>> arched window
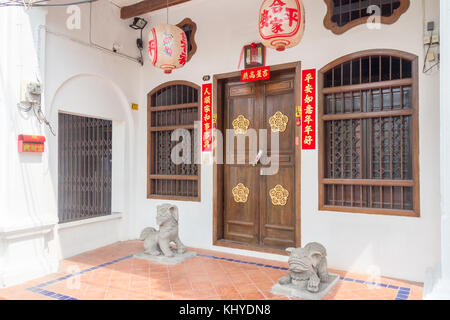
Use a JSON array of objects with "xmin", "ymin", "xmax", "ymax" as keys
[
  {"xmin": 318, "ymin": 49, "xmax": 419, "ymax": 216},
  {"xmin": 323, "ymin": 0, "xmax": 410, "ymax": 35},
  {"xmin": 147, "ymin": 81, "xmax": 201, "ymax": 201}
]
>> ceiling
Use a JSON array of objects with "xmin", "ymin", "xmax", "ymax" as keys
[
  {"xmin": 110, "ymin": 0, "xmax": 141, "ymax": 7},
  {"xmin": 109, "ymin": 0, "xmax": 193, "ymax": 19}
]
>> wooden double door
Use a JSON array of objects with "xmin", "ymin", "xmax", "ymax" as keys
[{"xmin": 222, "ymin": 68, "xmax": 299, "ymax": 251}]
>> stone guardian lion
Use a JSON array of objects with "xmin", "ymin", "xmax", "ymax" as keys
[
  {"xmin": 278, "ymin": 242, "xmax": 329, "ymax": 293},
  {"xmin": 139, "ymin": 204, "xmax": 186, "ymax": 257}
]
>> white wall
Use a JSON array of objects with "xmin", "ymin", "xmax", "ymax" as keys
[
  {"xmin": 44, "ymin": 0, "xmax": 142, "ymax": 264},
  {"xmin": 440, "ymin": 0, "xmax": 450, "ymax": 286},
  {"xmin": 132, "ymin": 0, "xmax": 441, "ymax": 282},
  {"xmin": 424, "ymin": 0, "xmax": 450, "ymax": 300},
  {"xmin": 0, "ymin": 1, "xmax": 141, "ymax": 287},
  {"xmin": 0, "ymin": 7, "xmax": 60, "ymax": 287},
  {"xmin": 48, "ymin": 73, "xmax": 133, "ymax": 259}
]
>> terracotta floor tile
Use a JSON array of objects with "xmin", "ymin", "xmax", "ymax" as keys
[
  {"xmin": 230, "ymin": 275, "xmax": 252, "ymax": 286},
  {"xmin": 200, "ymin": 296, "xmax": 221, "ymax": 300},
  {"xmin": 150, "ymin": 272, "xmax": 170, "ymax": 280},
  {"xmin": 151, "ymin": 291, "xmax": 174, "ymax": 300},
  {"xmin": 254, "ymin": 281, "xmax": 275, "ymax": 291},
  {"xmin": 194, "ymin": 287, "xmax": 219, "ymax": 299},
  {"xmin": 171, "ymin": 283, "xmax": 192, "ymax": 292},
  {"xmin": 191, "ymin": 281, "xmax": 214, "ymax": 290},
  {"xmin": 83, "ymin": 288, "xmax": 107, "ymax": 300},
  {"xmin": 104, "ymin": 288, "xmax": 130, "ymax": 300},
  {"xmin": 150, "ymin": 282, "xmax": 171, "ymax": 291},
  {"xmin": 170, "ymin": 276, "xmax": 190, "ymax": 285},
  {"xmin": 241, "ymin": 292, "xmax": 266, "ymax": 300},
  {"xmin": 262, "ymin": 291, "xmax": 288, "ymax": 300},
  {"xmin": 220, "ymin": 294, "xmax": 243, "ymax": 300},
  {"xmin": 172, "ymin": 289, "xmax": 196, "ymax": 300},
  {"xmin": 235, "ymin": 284, "xmax": 260, "ymax": 295},
  {"xmin": 0, "ymin": 241, "xmax": 423, "ymax": 301},
  {"xmin": 129, "ymin": 281, "xmax": 151, "ymax": 292},
  {"xmin": 210, "ymin": 279, "xmax": 232, "ymax": 287},
  {"xmin": 215, "ymin": 285, "xmax": 239, "ymax": 296},
  {"xmin": 127, "ymin": 292, "xmax": 152, "ymax": 300},
  {"xmin": 108, "ymin": 279, "xmax": 130, "ymax": 290}
]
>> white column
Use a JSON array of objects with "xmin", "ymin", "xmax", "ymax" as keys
[
  {"xmin": 0, "ymin": 7, "xmax": 58, "ymax": 288},
  {"xmin": 440, "ymin": 0, "xmax": 450, "ymax": 282},
  {"xmin": 426, "ymin": 0, "xmax": 450, "ymax": 299}
]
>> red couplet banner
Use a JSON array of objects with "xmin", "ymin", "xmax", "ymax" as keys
[
  {"xmin": 301, "ymin": 69, "xmax": 316, "ymax": 150},
  {"xmin": 202, "ymin": 83, "xmax": 213, "ymax": 152}
]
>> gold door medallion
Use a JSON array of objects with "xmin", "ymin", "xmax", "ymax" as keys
[
  {"xmin": 232, "ymin": 115, "xmax": 250, "ymax": 134},
  {"xmin": 269, "ymin": 111, "xmax": 289, "ymax": 133},
  {"xmin": 269, "ymin": 184, "xmax": 289, "ymax": 206},
  {"xmin": 232, "ymin": 183, "xmax": 250, "ymax": 203}
]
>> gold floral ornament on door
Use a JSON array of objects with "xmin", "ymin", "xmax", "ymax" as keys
[
  {"xmin": 232, "ymin": 183, "xmax": 250, "ymax": 203},
  {"xmin": 269, "ymin": 111, "xmax": 289, "ymax": 133},
  {"xmin": 232, "ymin": 115, "xmax": 250, "ymax": 134},
  {"xmin": 269, "ymin": 184, "xmax": 289, "ymax": 206}
]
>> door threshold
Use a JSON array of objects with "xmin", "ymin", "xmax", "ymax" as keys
[{"xmin": 214, "ymin": 239, "xmax": 289, "ymax": 256}]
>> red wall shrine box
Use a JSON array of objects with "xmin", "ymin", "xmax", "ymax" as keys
[
  {"xmin": 244, "ymin": 43, "xmax": 266, "ymax": 69},
  {"xmin": 18, "ymin": 135, "xmax": 46, "ymax": 153}
]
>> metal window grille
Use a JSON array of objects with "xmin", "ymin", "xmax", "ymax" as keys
[
  {"xmin": 321, "ymin": 54, "xmax": 417, "ymax": 213},
  {"xmin": 58, "ymin": 113, "xmax": 112, "ymax": 223},
  {"xmin": 148, "ymin": 83, "xmax": 200, "ymax": 200},
  {"xmin": 331, "ymin": 0, "xmax": 402, "ymax": 27}
]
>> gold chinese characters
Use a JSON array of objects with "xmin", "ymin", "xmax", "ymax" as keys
[{"xmin": 302, "ymin": 70, "xmax": 316, "ymax": 148}]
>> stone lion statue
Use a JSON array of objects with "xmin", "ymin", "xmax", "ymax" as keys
[
  {"xmin": 278, "ymin": 242, "xmax": 329, "ymax": 293},
  {"xmin": 139, "ymin": 204, "xmax": 186, "ymax": 257}
]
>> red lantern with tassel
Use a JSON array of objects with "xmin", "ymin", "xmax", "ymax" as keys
[
  {"xmin": 148, "ymin": 24, "xmax": 187, "ymax": 74},
  {"xmin": 259, "ymin": 0, "xmax": 306, "ymax": 51}
]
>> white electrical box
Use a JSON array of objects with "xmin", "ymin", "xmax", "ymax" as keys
[
  {"xmin": 432, "ymin": 34, "xmax": 440, "ymax": 44},
  {"xmin": 20, "ymin": 81, "xmax": 41, "ymax": 105}
]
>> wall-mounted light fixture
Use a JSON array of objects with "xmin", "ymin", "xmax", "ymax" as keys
[
  {"xmin": 129, "ymin": 17, "xmax": 148, "ymax": 66},
  {"xmin": 130, "ymin": 17, "xmax": 148, "ymax": 30}
]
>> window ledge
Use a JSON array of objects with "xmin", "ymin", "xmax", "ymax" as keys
[
  {"xmin": 58, "ymin": 213, "xmax": 123, "ymax": 231},
  {"xmin": 0, "ymin": 219, "xmax": 58, "ymax": 240},
  {"xmin": 319, "ymin": 205, "xmax": 419, "ymax": 218}
]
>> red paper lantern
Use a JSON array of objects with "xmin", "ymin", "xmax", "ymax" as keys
[
  {"xmin": 259, "ymin": 0, "xmax": 306, "ymax": 51},
  {"xmin": 148, "ymin": 24, "xmax": 188, "ymax": 74}
]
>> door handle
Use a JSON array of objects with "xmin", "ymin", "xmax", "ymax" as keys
[{"xmin": 251, "ymin": 150, "xmax": 263, "ymax": 167}]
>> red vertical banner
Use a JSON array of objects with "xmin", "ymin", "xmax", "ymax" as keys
[
  {"xmin": 301, "ymin": 69, "xmax": 316, "ymax": 150},
  {"xmin": 202, "ymin": 83, "xmax": 213, "ymax": 152}
]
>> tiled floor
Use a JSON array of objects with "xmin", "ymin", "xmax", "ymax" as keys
[{"xmin": 0, "ymin": 241, "xmax": 423, "ymax": 300}]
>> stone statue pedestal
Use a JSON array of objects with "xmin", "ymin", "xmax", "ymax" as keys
[
  {"xmin": 134, "ymin": 251, "xmax": 197, "ymax": 265},
  {"xmin": 271, "ymin": 273, "xmax": 340, "ymax": 300}
]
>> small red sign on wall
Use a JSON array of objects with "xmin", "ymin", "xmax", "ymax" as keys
[
  {"xmin": 202, "ymin": 83, "xmax": 213, "ymax": 152},
  {"xmin": 301, "ymin": 69, "xmax": 316, "ymax": 150},
  {"xmin": 241, "ymin": 66, "xmax": 270, "ymax": 82},
  {"xmin": 18, "ymin": 135, "xmax": 45, "ymax": 153}
]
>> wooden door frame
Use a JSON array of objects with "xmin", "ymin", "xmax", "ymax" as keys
[{"xmin": 212, "ymin": 61, "xmax": 302, "ymax": 256}]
